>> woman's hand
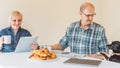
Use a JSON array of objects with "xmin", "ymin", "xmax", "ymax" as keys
[
  {"xmin": 0, "ymin": 37, "xmax": 4, "ymax": 49},
  {"xmin": 0, "ymin": 37, "xmax": 4, "ymax": 45},
  {"xmin": 31, "ymin": 42, "xmax": 39, "ymax": 50}
]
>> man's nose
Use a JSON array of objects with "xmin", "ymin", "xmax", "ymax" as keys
[{"xmin": 88, "ymin": 16, "xmax": 93, "ymax": 20}]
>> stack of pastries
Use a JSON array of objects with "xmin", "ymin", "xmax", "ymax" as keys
[{"xmin": 29, "ymin": 48, "xmax": 57, "ymax": 60}]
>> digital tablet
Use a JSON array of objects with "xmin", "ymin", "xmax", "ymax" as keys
[
  {"xmin": 64, "ymin": 58, "xmax": 102, "ymax": 66},
  {"xmin": 14, "ymin": 36, "xmax": 38, "ymax": 53}
]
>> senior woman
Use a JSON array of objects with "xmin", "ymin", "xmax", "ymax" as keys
[{"xmin": 0, "ymin": 10, "xmax": 37, "ymax": 52}]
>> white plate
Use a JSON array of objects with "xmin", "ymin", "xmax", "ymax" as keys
[{"xmin": 28, "ymin": 57, "xmax": 59, "ymax": 62}]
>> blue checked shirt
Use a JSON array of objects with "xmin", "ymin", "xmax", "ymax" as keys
[
  {"xmin": 60, "ymin": 21, "xmax": 108, "ymax": 54},
  {"xmin": 0, "ymin": 27, "xmax": 31, "ymax": 52}
]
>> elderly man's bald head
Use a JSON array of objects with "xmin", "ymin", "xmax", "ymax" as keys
[{"xmin": 80, "ymin": 2, "xmax": 95, "ymax": 12}]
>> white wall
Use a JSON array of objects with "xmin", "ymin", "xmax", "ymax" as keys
[
  {"xmin": 0, "ymin": 0, "xmax": 119, "ymax": 45},
  {"xmin": 102, "ymin": 0, "xmax": 120, "ymax": 43}
]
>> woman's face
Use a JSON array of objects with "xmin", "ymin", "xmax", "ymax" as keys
[{"xmin": 10, "ymin": 15, "xmax": 22, "ymax": 30}]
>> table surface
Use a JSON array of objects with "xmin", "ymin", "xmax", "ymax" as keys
[{"xmin": 0, "ymin": 52, "xmax": 120, "ymax": 68}]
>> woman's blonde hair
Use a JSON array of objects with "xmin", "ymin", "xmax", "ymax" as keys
[{"xmin": 9, "ymin": 10, "xmax": 23, "ymax": 22}]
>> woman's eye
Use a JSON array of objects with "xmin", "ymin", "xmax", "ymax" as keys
[
  {"xmin": 12, "ymin": 19, "xmax": 22, "ymax": 22},
  {"xmin": 13, "ymin": 20, "xmax": 16, "ymax": 22}
]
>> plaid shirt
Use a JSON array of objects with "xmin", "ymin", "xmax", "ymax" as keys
[{"xmin": 60, "ymin": 21, "xmax": 108, "ymax": 54}]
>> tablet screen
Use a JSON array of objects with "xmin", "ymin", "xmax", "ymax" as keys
[
  {"xmin": 14, "ymin": 36, "xmax": 38, "ymax": 53},
  {"xmin": 64, "ymin": 58, "xmax": 102, "ymax": 66}
]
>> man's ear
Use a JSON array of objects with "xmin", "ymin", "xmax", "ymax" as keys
[{"xmin": 80, "ymin": 11, "xmax": 82, "ymax": 15}]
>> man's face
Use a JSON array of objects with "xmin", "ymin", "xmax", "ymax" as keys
[
  {"xmin": 10, "ymin": 15, "xmax": 22, "ymax": 30},
  {"xmin": 80, "ymin": 7, "xmax": 95, "ymax": 26}
]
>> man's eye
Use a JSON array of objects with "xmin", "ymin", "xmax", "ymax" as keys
[
  {"xmin": 18, "ymin": 19, "xmax": 22, "ymax": 22},
  {"xmin": 13, "ymin": 20, "xmax": 16, "ymax": 22},
  {"xmin": 86, "ymin": 15, "xmax": 94, "ymax": 17}
]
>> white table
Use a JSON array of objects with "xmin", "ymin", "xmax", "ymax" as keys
[{"xmin": 0, "ymin": 52, "xmax": 120, "ymax": 68}]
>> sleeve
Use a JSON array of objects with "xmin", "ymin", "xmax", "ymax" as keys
[
  {"xmin": 24, "ymin": 29, "xmax": 32, "ymax": 36},
  {"xmin": 98, "ymin": 28, "xmax": 108, "ymax": 52},
  {"xmin": 0, "ymin": 30, "xmax": 2, "ymax": 37},
  {"xmin": 59, "ymin": 26, "xmax": 70, "ymax": 50},
  {"xmin": 26, "ymin": 31, "xmax": 32, "ymax": 36}
]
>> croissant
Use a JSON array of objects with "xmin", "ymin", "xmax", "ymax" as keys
[{"xmin": 29, "ymin": 48, "xmax": 57, "ymax": 60}]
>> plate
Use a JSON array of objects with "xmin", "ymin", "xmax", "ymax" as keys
[{"xmin": 28, "ymin": 57, "xmax": 59, "ymax": 62}]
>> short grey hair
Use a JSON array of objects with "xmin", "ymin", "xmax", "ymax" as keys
[{"xmin": 80, "ymin": 2, "xmax": 95, "ymax": 12}]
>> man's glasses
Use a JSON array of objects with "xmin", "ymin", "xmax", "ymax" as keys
[{"xmin": 82, "ymin": 11, "xmax": 96, "ymax": 18}]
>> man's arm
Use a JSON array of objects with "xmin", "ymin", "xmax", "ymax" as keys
[
  {"xmin": 51, "ymin": 43, "xmax": 62, "ymax": 50},
  {"xmin": 31, "ymin": 43, "xmax": 63, "ymax": 50},
  {"xmin": 86, "ymin": 52, "xmax": 109, "ymax": 60},
  {"xmin": 88, "ymin": 27, "xmax": 109, "ymax": 60}
]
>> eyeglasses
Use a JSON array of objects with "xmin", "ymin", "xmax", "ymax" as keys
[{"xmin": 82, "ymin": 11, "xmax": 96, "ymax": 18}]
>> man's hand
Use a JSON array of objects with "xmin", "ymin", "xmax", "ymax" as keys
[{"xmin": 86, "ymin": 54, "xmax": 105, "ymax": 60}]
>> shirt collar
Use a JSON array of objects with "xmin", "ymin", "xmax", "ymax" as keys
[
  {"xmin": 8, "ymin": 26, "xmax": 22, "ymax": 31},
  {"xmin": 88, "ymin": 23, "xmax": 94, "ymax": 30},
  {"xmin": 79, "ymin": 21, "xmax": 94, "ymax": 30}
]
